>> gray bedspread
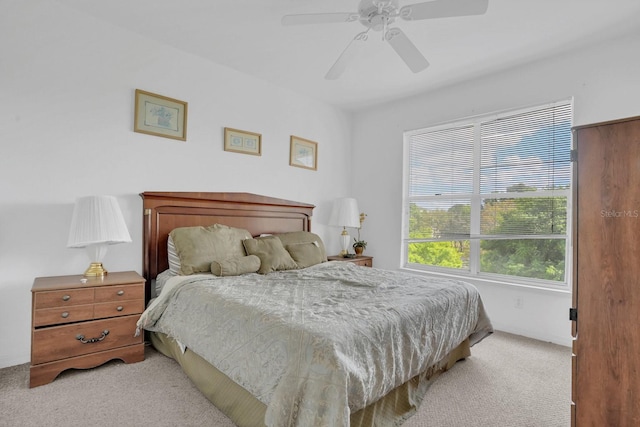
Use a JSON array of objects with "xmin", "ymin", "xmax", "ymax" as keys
[{"xmin": 137, "ymin": 261, "xmax": 492, "ymax": 427}]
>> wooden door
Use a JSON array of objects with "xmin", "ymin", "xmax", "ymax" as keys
[{"xmin": 573, "ymin": 116, "xmax": 640, "ymax": 426}]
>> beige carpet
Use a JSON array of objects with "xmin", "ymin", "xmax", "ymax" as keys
[{"xmin": 0, "ymin": 331, "xmax": 570, "ymax": 427}]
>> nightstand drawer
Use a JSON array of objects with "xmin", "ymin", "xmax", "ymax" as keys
[
  {"xmin": 327, "ymin": 255, "xmax": 373, "ymax": 268},
  {"xmin": 94, "ymin": 300, "xmax": 144, "ymax": 319},
  {"xmin": 34, "ymin": 288, "xmax": 94, "ymax": 309},
  {"xmin": 33, "ymin": 304, "xmax": 94, "ymax": 328},
  {"xmin": 355, "ymin": 258, "xmax": 373, "ymax": 267},
  {"xmin": 31, "ymin": 315, "xmax": 141, "ymax": 365},
  {"xmin": 95, "ymin": 284, "xmax": 144, "ymax": 303}
]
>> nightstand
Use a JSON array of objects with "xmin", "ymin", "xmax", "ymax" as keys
[
  {"xmin": 30, "ymin": 271, "xmax": 145, "ymax": 388},
  {"xmin": 327, "ymin": 255, "xmax": 373, "ymax": 267}
]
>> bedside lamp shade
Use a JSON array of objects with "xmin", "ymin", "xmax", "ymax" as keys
[
  {"xmin": 329, "ymin": 197, "xmax": 360, "ymax": 256},
  {"xmin": 67, "ymin": 195, "xmax": 132, "ymax": 277}
]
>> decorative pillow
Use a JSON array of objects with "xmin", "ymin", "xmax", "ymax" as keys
[
  {"xmin": 243, "ymin": 236, "xmax": 298, "ymax": 274},
  {"xmin": 276, "ymin": 231, "xmax": 328, "ymax": 262},
  {"xmin": 169, "ymin": 224, "xmax": 252, "ymax": 275},
  {"xmin": 285, "ymin": 242, "xmax": 325, "ymax": 269},
  {"xmin": 211, "ymin": 255, "xmax": 261, "ymax": 277}
]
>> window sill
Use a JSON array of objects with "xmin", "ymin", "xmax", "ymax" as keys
[{"xmin": 401, "ymin": 266, "xmax": 572, "ymax": 295}]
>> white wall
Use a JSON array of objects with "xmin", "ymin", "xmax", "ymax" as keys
[
  {"xmin": 0, "ymin": 2, "xmax": 354, "ymax": 368},
  {"xmin": 352, "ymin": 30, "xmax": 640, "ymax": 346},
  {"xmin": 4, "ymin": 2, "xmax": 638, "ymax": 369}
]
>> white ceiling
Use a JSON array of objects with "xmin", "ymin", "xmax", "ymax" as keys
[{"xmin": 58, "ymin": 0, "xmax": 640, "ymax": 111}]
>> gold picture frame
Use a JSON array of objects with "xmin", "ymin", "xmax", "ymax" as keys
[
  {"xmin": 134, "ymin": 89, "xmax": 188, "ymax": 141},
  {"xmin": 289, "ymin": 136, "xmax": 318, "ymax": 171},
  {"xmin": 224, "ymin": 127, "xmax": 262, "ymax": 156}
]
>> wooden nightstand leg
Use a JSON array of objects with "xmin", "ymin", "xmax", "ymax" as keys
[{"xmin": 30, "ymin": 344, "xmax": 145, "ymax": 388}]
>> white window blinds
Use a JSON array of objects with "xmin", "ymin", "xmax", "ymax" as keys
[
  {"xmin": 408, "ymin": 125, "xmax": 474, "ymax": 197},
  {"xmin": 404, "ymin": 99, "xmax": 573, "ymax": 285},
  {"xmin": 480, "ymin": 105, "xmax": 572, "ymax": 194}
]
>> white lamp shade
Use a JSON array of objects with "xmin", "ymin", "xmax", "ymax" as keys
[
  {"xmin": 329, "ymin": 198, "xmax": 360, "ymax": 228},
  {"xmin": 67, "ymin": 196, "xmax": 132, "ymax": 248}
]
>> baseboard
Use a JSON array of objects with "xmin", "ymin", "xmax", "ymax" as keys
[
  {"xmin": 496, "ymin": 326, "xmax": 571, "ymax": 347},
  {"xmin": 0, "ymin": 353, "xmax": 30, "ymax": 370}
]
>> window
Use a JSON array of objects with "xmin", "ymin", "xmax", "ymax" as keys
[{"xmin": 403, "ymin": 100, "xmax": 573, "ymax": 287}]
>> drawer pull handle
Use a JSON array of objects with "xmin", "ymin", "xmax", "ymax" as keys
[
  {"xmin": 116, "ymin": 306, "xmax": 123, "ymax": 312},
  {"xmin": 61, "ymin": 312, "xmax": 69, "ymax": 318},
  {"xmin": 62, "ymin": 295, "xmax": 71, "ymax": 301},
  {"xmin": 117, "ymin": 290, "xmax": 125, "ymax": 296},
  {"xmin": 76, "ymin": 330, "xmax": 109, "ymax": 344}
]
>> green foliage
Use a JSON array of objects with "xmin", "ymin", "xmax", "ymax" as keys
[
  {"xmin": 408, "ymin": 186, "xmax": 567, "ymax": 282},
  {"xmin": 480, "ymin": 239, "xmax": 565, "ymax": 281},
  {"xmin": 407, "ymin": 209, "xmax": 468, "ymax": 269},
  {"xmin": 408, "ymin": 242, "xmax": 465, "ymax": 269},
  {"xmin": 352, "ymin": 238, "xmax": 367, "ymax": 249},
  {"xmin": 409, "ymin": 203, "xmax": 470, "ymax": 239}
]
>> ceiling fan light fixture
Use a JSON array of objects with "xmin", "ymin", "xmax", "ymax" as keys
[
  {"xmin": 359, "ymin": 0, "xmax": 399, "ymax": 31},
  {"xmin": 367, "ymin": 13, "xmax": 394, "ymax": 32},
  {"xmin": 282, "ymin": 0, "xmax": 488, "ymax": 78}
]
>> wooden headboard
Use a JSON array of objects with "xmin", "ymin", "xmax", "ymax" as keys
[{"xmin": 140, "ymin": 192, "xmax": 315, "ymax": 302}]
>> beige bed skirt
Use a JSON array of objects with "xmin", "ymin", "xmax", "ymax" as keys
[{"xmin": 150, "ymin": 331, "xmax": 471, "ymax": 426}]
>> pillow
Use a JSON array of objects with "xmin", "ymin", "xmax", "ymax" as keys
[
  {"xmin": 243, "ymin": 236, "xmax": 298, "ymax": 274},
  {"xmin": 286, "ymin": 242, "xmax": 325, "ymax": 269},
  {"xmin": 154, "ymin": 269, "xmax": 177, "ymax": 298},
  {"xmin": 211, "ymin": 255, "xmax": 261, "ymax": 277},
  {"xmin": 276, "ymin": 231, "xmax": 328, "ymax": 262},
  {"xmin": 167, "ymin": 235, "xmax": 181, "ymax": 275},
  {"xmin": 169, "ymin": 224, "xmax": 252, "ymax": 275}
]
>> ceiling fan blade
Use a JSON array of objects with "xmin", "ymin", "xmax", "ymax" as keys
[
  {"xmin": 282, "ymin": 13, "xmax": 359, "ymax": 26},
  {"xmin": 385, "ymin": 28, "xmax": 429, "ymax": 73},
  {"xmin": 325, "ymin": 32, "xmax": 368, "ymax": 80},
  {"xmin": 400, "ymin": 0, "xmax": 489, "ymax": 21}
]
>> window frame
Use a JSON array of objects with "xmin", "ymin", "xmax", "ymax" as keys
[{"xmin": 401, "ymin": 99, "xmax": 573, "ymax": 289}]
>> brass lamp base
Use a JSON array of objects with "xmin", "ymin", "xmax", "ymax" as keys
[{"xmin": 84, "ymin": 262, "xmax": 108, "ymax": 277}]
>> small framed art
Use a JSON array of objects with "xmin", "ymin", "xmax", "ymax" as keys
[
  {"xmin": 289, "ymin": 136, "xmax": 318, "ymax": 171},
  {"xmin": 134, "ymin": 89, "xmax": 188, "ymax": 141},
  {"xmin": 224, "ymin": 127, "xmax": 262, "ymax": 156}
]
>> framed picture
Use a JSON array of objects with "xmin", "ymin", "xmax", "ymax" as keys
[
  {"xmin": 224, "ymin": 127, "xmax": 262, "ymax": 156},
  {"xmin": 134, "ymin": 89, "xmax": 187, "ymax": 141},
  {"xmin": 289, "ymin": 136, "xmax": 318, "ymax": 171}
]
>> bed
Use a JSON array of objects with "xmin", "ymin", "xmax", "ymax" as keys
[{"xmin": 137, "ymin": 191, "xmax": 492, "ymax": 427}]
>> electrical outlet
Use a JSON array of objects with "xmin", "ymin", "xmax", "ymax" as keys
[{"xmin": 515, "ymin": 297, "xmax": 523, "ymax": 309}]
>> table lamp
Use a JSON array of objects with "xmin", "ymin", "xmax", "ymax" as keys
[
  {"xmin": 329, "ymin": 197, "xmax": 360, "ymax": 257},
  {"xmin": 67, "ymin": 195, "xmax": 132, "ymax": 277}
]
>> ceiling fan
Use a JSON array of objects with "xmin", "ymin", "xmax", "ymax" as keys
[{"xmin": 282, "ymin": 0, "xmax": 489, "ymax": 79}]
